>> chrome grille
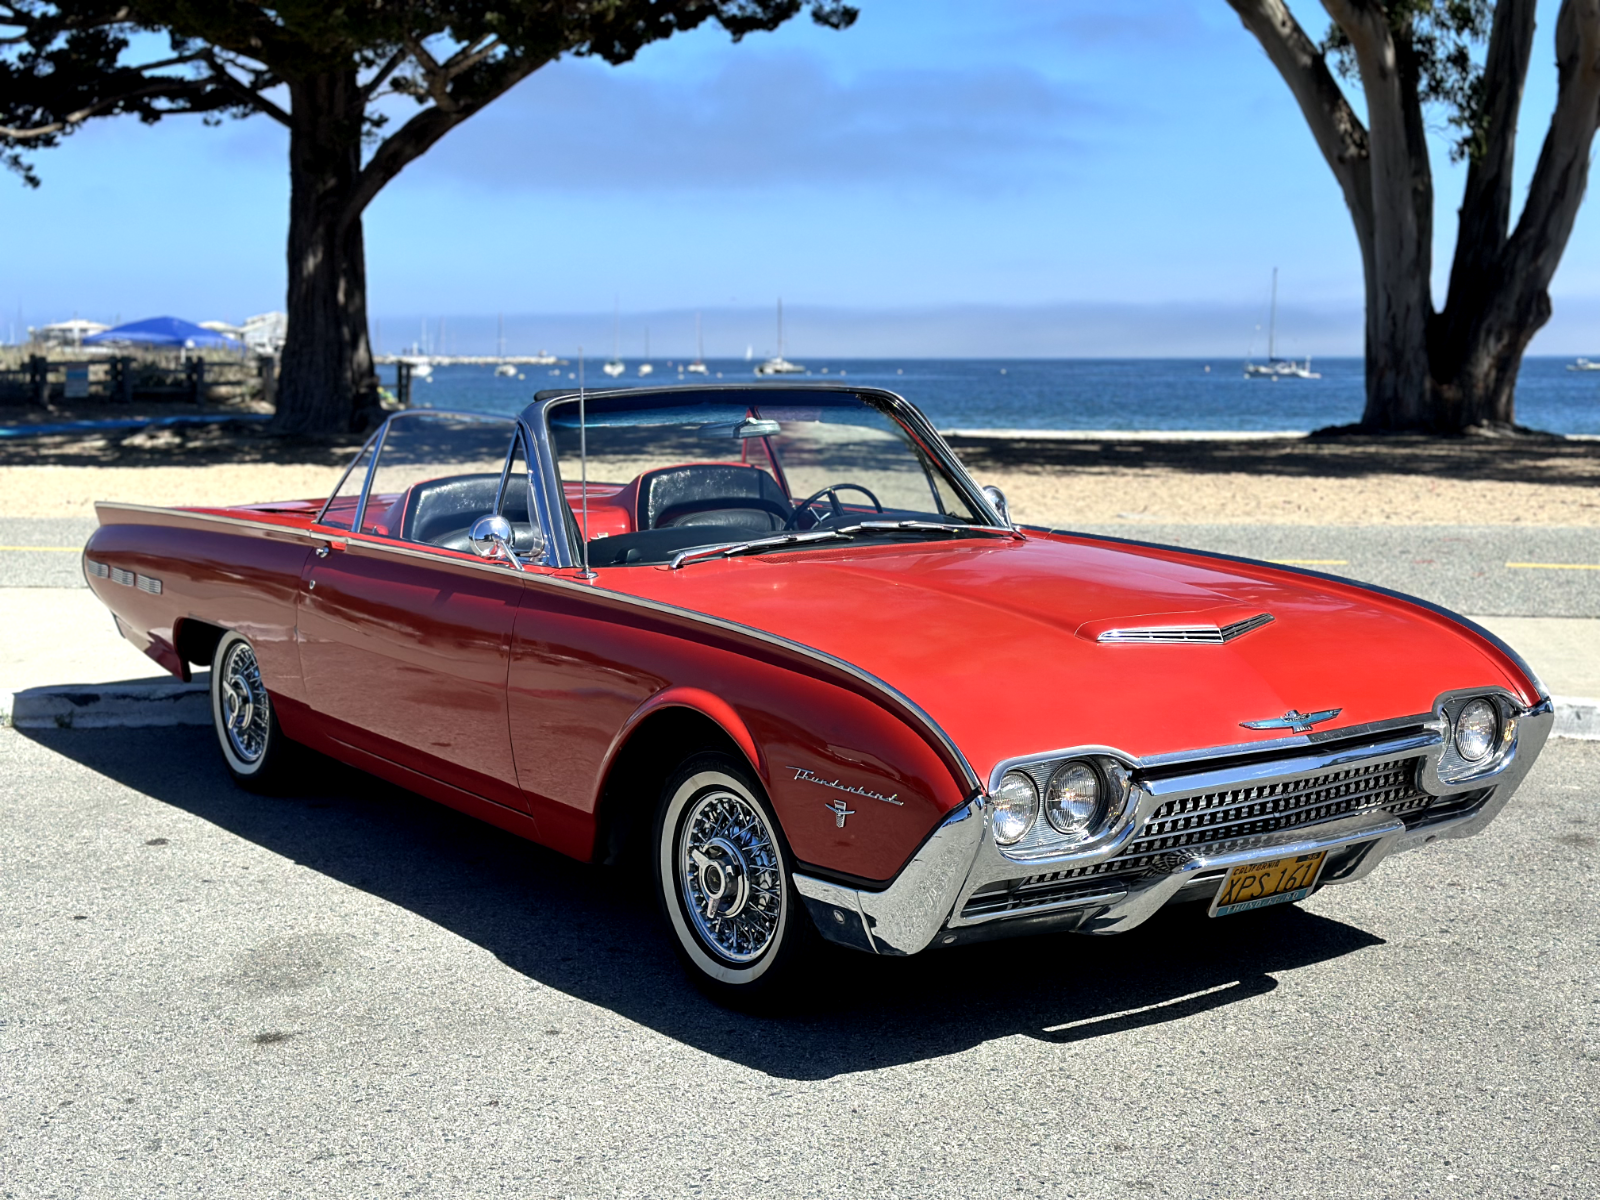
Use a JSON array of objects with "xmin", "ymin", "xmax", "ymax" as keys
[
  {"xmin": 974, "ymin": 757, "xmax": 1431, "ymax": 907},
  {"xmin": 109, "ymin": 566, "xmax": 136, "ymax": 586},
  {"xmin": 86, "ymin": 559, "xmax": 109, "ymax": 578}
]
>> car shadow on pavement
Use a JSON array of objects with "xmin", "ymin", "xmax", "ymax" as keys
[{"xmin": 25, "ymin": 725, "xmax": 1386, "ymax": 1081}]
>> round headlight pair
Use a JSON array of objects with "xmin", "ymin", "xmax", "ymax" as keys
[
  {"xmin": 992, "ymin": 760, "xmax": 1107, "ymax": 846},
  {"xmin": 1454, "ymin": 698, "xmax": 1499, "ymax": 763}
]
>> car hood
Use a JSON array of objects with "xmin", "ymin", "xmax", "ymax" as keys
[{"xmin": 608, "ymin": 533, "xmax": 1534, "ymax": 784}]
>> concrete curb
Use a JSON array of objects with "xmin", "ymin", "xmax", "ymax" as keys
[
  {"xmin": 3, "ymin": 677, "xmax": 1597, "ymax": 743},
  {"xmin": 1552, "ymin": 696, "xmax": 1600, "ymax": 741},
  {"xmin": 1, "ymin": 678, "xmax": 208, "ymax": 729}
]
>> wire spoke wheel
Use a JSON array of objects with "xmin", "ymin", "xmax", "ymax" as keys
[
  {"xmin": 677, "ymin": 787, "xmax": 784, "ymax": 964},
  {"xmin": 214, "ymin": 635, "xmax": 273, "ymax": 770}
]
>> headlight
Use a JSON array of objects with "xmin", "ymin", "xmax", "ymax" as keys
[
  {"xmin": 1454, "ymin": 698, "xmax": 1498, "ymax": 762},
  {"xmin": 1044, "ymin": 760, "xmax": 1101, "ymax": 836},
  {"xmin": 991, "ymin": 770, "xmax": 1038, "ymax": 844}
]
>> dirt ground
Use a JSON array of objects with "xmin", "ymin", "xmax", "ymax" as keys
[{"xmin": 2, "ymin": 409, "xmax": 1598, "ymax": 525}]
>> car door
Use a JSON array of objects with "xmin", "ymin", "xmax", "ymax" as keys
[
  {"xmin": 297, "ymin": 539, "xmax": 528, "ymax": 810},
  {"xmin": 294, "ymin": 411, "xmax": 536, "ymax": 813}
]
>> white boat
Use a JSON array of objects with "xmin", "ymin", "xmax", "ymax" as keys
[
  {"xmin": 398, "ymin": 354, "xmax": 432, "ymax": 379},
  {"xmin": 1567, "ymin": 357, "xmax": 1600, "ymax": 371},
  {"xmin": 755, "ymin": 298, "xmax": 806, "ymax": 375},
  {"xmin": 1244, "ymin": 269, "xmax": 1320, "ymax": 379},
  {"xmin": 686, "ymin": 312, "xmax": 710, "ymax": 374},
  {"xmin": 603, "ymin": 299, "xmax": 626, "ymax": 377},
  {"xmin": 494, "ymin": 363, "xmax": 517, "ymax": 378},
  {"xmin": 638, "ymin": 327, "xmax": 654, "ymax": 375}
]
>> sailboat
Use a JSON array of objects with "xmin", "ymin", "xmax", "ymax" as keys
[
  {"xmin": 1245, "ymin": 269, "xmax": 1319, "ymax": 379},
  {"xmin": 686, "ymin": 312, "xmax": 710, "ymax": 374},
  {"xmin": 638, "ymin": 327, "xmax": 654, "ymax": 376},
  {"xmin": 754, "ymin": 298, "xmax": 805, "ymax": 375},
  {"xmin": 603, "ymin": 300, "xmax": 626, "ymax": 377}
]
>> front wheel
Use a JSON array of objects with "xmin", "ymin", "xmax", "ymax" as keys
[
  {"xmin": 653, "ymin": 752, "xmax": 816, "ymax": 1007},
  {"xmin": 210, "ymin": 630, "xmax": 296, "ymax": 791}
]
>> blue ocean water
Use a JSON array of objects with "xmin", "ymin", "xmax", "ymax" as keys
[{"xmin": 397, "ymin": 356, "xmax": 1600, "ymax": 435}]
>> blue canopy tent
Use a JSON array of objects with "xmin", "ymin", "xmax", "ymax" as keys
[{"xmin": 84, "ymin": 316, "xmax": 238, "ymax": 349}]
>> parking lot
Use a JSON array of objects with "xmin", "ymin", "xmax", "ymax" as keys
[{"xmin": 2, "ymin": 723, "xmax": 1595, "ymax": 1198}]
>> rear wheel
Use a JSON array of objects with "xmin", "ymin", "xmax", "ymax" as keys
[
  {"xmin": 210, "ymin": 631, "xmax": 295, "ymax": 791},
  {"xmin": 653, "ymin": 752, "xmax": 816, "ymax": 1007}
]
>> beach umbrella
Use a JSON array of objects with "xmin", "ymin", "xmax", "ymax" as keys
[{"xmin": 84, "ymin": 316, "xmax": 239, "ymax": 349}]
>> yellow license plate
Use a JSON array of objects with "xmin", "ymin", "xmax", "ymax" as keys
[{"xmin": 1210, "ymin": 851, "xmax": 1328, "ymax": 917}]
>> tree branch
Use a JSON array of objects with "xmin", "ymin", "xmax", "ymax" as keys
[
  {"xmin": 204, "ymin": 50, "xmax": 289, "ymax": 125},
  {"xmin": 359, "ymin": 47, "xmax": 407, "ymax": 103},
  {"xmin": 1441, "ymin": 0, "xmax": 1537, "ymax": 329},
  {"xmin": 1223, "ymin": 0, "xmax": 1374, "ymax": 249},
  {"xmin": 341, "ymin": 52, "xmax": 549, "ymax": 225},
  {"xmin": 0, "ymin": 72, "xmax": 213, "ymax": 139},
  {"xmin": 1502, "ymin": 0, "xmax": 1600, "ymax": 302}
]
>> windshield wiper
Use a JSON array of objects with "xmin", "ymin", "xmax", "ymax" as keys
[
  {"xmin": 669, "ymin": 529, "xmax": 852, "ymax": 569},
  {"xmin": 833, "ymin": 520, "xmax": 1023, "ymax": 540}
]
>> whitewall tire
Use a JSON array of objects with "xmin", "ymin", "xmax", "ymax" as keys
[
  {"xmin": 210, "ymin": 630, "xmax": 294, "ymax": 790},
  {"xmin": 653, "ymin": 752, "xmax": 816, "ymax": 1005}
]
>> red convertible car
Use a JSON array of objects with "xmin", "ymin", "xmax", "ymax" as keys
[{"xmin": 83, "ymin": 386, "xmax": 1552, "ymax": 1002}]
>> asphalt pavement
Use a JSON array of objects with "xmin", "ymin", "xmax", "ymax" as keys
[{"xmin": 1, "ymin": 724, "xmax": 1594, "ymax": 1198}]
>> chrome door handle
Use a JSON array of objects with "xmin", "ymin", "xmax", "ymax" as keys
[{"xmin": 315, "ymin": 546, "xmax": 330, "ymax": 558}]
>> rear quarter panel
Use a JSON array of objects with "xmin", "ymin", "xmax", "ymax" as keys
[{"xmin": 86, "ymin": 505, "xmax": 314, "ymax": 701}]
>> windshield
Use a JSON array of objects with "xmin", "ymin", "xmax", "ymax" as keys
[{"xmin": 544, "ymin": 389, "xmax": 987, "ymax": 568}]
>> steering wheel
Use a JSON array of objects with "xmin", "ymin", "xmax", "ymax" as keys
[{"xmin": 784, "ymin": 483, "xmax": 885, "ymax": 529}]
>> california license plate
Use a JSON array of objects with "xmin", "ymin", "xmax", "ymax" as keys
[{"xmin": 1210, "ymin": 851, "xmax": 1328, "ymax": 917}]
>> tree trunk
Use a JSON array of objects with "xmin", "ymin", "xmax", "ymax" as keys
[
  {"xmin": 1231, "ymin": 0, "xmax": 1600, "ymax": 437},
  {"xmin": 272, "ymin": 67, "xmax": 380, "ymax": 437}
]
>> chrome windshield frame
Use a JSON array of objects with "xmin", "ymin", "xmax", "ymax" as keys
[{"xmin": 517, "ymin": 383, "xmax": 1011, "ymax": 569}]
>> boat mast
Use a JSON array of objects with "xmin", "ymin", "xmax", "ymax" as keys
[
  {"xmin": 696, "ymin": 311, "xmax": 703, "ymax": 361},
  {"xmin": 777, "ymin": 298, "xmax": 784, "ymax": 360},
  {"xmin": 1267, "ymin": 267, "xmax": 1278, "ymax": 362}
]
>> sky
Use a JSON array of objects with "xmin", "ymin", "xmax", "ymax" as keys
[{"xmin": 4, "ymin": 0, "xmax": 1600, "ymax": 358}]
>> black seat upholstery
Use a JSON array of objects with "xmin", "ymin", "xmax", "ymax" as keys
[
  {"xmin": 402, "ymin": 473, "xmax": 538, "ymax": 553},
  {"xmin": 635, "ymin": 464, "xmax": 792, "ymax": 534}
]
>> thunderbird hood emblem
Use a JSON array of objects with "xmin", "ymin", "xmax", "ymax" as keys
[{"xmin": 1240, "ymin": 707, "xmax": 1342, "ymax": 733}]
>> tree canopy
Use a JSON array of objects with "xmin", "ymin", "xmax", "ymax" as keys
[{"xmin": 2, "ymin": 2, "xmax": 857, "ymax": 432}]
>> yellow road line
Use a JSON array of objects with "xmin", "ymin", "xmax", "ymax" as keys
[
  {"xmin": 1506, "ymin": 561, "xmax": 1600, "ymax": 571},
  {"xmin": 0, "ymin": 545, "xmax": 77, "ymax": 552},
  {"xmin": 1268, "ymin": 558, "xmax": 1349, "ymax": 566}
]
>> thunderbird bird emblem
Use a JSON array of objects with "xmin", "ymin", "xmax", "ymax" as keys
[
  {"xmin": 825, "ymin": 799, "xmax": 856, "ymax": 828},
  {"xmin": 1240, "ymin": 707, "xmax": 1342, "ymax": 733}
]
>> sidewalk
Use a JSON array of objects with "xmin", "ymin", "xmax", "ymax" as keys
[{"xmin": 1, "ymin": 587, "xmax": 1594, "ymax": 736}]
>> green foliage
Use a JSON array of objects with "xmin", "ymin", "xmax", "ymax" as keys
[
  {"xmin": 1, "ymin": 1, "xmax": 858, "ymax": 184},
  {"xmin": 1322, "ymin": 0, "xmax": 1493, "ymax": 162}
]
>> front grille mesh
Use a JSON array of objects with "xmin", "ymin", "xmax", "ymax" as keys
[{"xmin": 961, "ymin": 756, "xmax": 1431, "ymax": 921}]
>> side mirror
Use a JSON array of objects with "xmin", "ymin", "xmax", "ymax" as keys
[
  {"xmin": 469, "ymin": 514, "xmax": 526, "ymax": 570},
  {"xmin": 982, "ymin": 484, "xmax": 1013, "ymax": 529}
]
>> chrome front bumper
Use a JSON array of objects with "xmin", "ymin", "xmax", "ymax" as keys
[{"xmin": 795, "ymin": 698, "xmax": 1554, "ymax": 956}]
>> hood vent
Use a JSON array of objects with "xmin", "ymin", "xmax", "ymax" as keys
[{"xmin": 1097, "ymin": 612, "xmax": 1274, "ymax": 645}]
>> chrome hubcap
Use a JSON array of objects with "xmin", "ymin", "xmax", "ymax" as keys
[
  {"xmin": 219, "ymin": 641, "xmax": 270, "ymax": 764},
  {"xmin": 678, "ymin": 789, "xmax": 782, "ymax": 963}
]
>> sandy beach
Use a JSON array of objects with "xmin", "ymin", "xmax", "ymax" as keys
[{"xmin": 2, "ymin": 416, "xmax": 1598, "ymax": 526}]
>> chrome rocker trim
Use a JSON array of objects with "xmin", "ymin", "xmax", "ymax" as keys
[{"xmin": 796, "ymin": 695, "xmax": 1554, "ymax": 957}]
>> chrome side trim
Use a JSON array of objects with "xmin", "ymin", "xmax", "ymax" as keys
[{"xmin": 88, "ymin": 500, "xmax": 982, "ymax": 796}]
